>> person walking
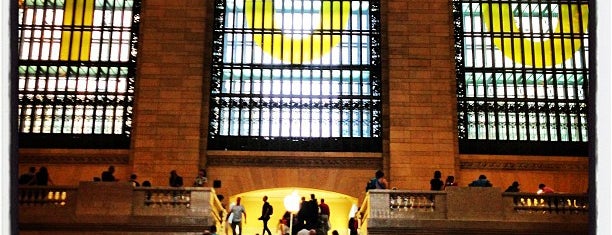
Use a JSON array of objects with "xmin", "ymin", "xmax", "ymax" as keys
[
  {"xmin": 319, "ymin": 198, "xmax": 331, "ymax": 234},
  {"xmin": 259, "ymin": 195, "xmax": 273, "ymax": 235},
  {"xmin": 227, "ymin": 197, "xmax": 247, "ymax": 235}
]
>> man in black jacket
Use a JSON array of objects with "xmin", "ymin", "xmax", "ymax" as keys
[{"xmin": 259, "ymin": 195, "xmax": 273, "ymax": 235}]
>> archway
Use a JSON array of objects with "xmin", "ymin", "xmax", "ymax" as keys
[{"xmin": 226, "ymin": 187, "xmax": 359, "ymax": 235}]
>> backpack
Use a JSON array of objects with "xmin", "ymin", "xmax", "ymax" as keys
[
  {"xmin": 365, "ymin": 178, "xmax": 378, "ymax": 192},
  {"xmin": 264, "ymin": 203, "xmax": 273, "ymax": 216}
]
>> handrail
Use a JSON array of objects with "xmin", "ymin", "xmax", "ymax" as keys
[
  {"xmin": 18, "ymin": 185, "xmax": 78, "ymax": 206},
  {"xmin": 502, "ymin": 192, "xmax": 589, "ymax": 214},
  {"xmin": 209, "ymin": 188, "xmax": 227, "ymax": 224}
]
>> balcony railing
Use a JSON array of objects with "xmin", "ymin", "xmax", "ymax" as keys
[
  {"xmin": 358, "ymin": 187, "xmax": 588, "ymax": 235},
  {"xmin": 18, "ymin": 182, "xmax": 227, "ymax": 233},
  {"xmin": 19, "ymin": 184, "xmax": 589, "ymax": 234}
]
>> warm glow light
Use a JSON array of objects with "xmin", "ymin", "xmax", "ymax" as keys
[{"xmin": 283, "ymin": 190, "xmax": 301, "ymax": 212}]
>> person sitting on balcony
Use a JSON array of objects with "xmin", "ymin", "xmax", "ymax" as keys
[
  {"xmin": 101, "ymin": 165, "xmax": 118, "ymax": 182},
  {"xmin": 468, "ymin": 175, "xmax": 492, "ymax": 187},
  {"xmin": 505, "ymin": 181, "xmax": 520, "ymax": 192},
  {"xmin": 537, "ymin": 183, "xmax": 555, "ymax": 194}
]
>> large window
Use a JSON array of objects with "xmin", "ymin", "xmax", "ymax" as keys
[
  {"xmin": 208, "ymin": 0, "xmax": 382, "ymax": 151},
  {"xmin": 454, "ymin": 0, "xmax": 589, "ymax": 155},
  {"xmin": 17, "ymin": 0, "xmax": 141, "ymax": 148}
]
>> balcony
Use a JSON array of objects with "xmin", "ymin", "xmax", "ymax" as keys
[
  {"xmin": 358, "ymin": 187, "xmax": 588, "ymax": 235},
  {"xmin": 18, "ymin": 183, "xmax": 588, "ymax": 234}
]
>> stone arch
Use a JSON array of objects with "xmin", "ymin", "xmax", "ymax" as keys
[{"xmin": 226, "ymin": 187, "xmax": 359, "ymax": 235}]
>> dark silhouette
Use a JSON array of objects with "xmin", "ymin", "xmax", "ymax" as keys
[
  {"xmin": 142, "ymin": 180, "xmax": 152, "ymax": 202},
  {"xmin": 444, "ymin": 175, "xmax": 458, "ymax": 189},
  {"xmin": 505, "ymin": 181, "xmax": 520, "ymax": 192},
  {"xmin": 129, "ymin": 173, "xmax": 140, "ymax": 187},
  {"xmin": 169, "ymin": 170, "xmax": 184, "ymax": 187},
  {"xmin": 259, "ymin": 195, "xmax": 273, "ymax": 235},
  {"xmin": 348, "ymin": 216, "xmax": 358, "ymax": 235},
  {"xmin": 101, "ymin": 165, "xmax": 118, "ymax": 182},
  {"xmin": 468, "ymin": 175, "xmax": 492, "ymax": 187},
  {"xmin": 430, "ymin": 170, "xmax": 444, "ymax": 190},
  {"xmin": 305, "ymin": 194, "xmax": 319, "ymax": 230},
  {"xmin": 35, "ymin": 166, "xmax": 53, "ymax": 185},
  {"xmin": 332, "ymin": 230, "xmax": 339, "ymax": 235},
  {"xmin": 18, "ymin": 166, "xmax": 37, "ymax": 185},
  {"xmin": 297, "ymin": 196, "xmax": 308, "ymax": 231}
]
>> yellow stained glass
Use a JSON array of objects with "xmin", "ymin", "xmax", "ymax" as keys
[
  {"xmin": 245, "ymin": 0, "xmax": 351, "ymax": 64},
  {"xmin": 60, "ymin": 0, "xmax": 94, "ymax": 61},
  {"xmin": 481, "ymin": 3, "xmax": 589, "ymax": 68}
]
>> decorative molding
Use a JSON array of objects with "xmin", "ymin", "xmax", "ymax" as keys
[
  {"xmin": 18, "ymin": 155, "xmax": 129, "ymax": 165},
  {"xmin": 207, "ymin": 155, "xmax": 382, "ymax": 169},
  {"xmin": 459, "ymin": 159, "xmax": 588, "ymax": 171}
]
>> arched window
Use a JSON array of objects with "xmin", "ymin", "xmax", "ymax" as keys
[
  {"xmin": 453, "ymin": 0, "xmax": 589, "ymax": 155},
  {"xmin": 17, "ymin": 0, "xmax": 141, "ymax": 148},
  {"xmin": 208, "ymin": 0, "xmax": 382, "ymax": 151}
]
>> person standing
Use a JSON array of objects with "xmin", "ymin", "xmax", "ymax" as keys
[
  {"xmin": 193, "ymin": 168, "xmax": 208, "ymax": 187},
  {"xmin": 128, "ymin": 173, "xmax": 140, "ymax": 187},
  {"xmin": 259, "ymin": 195, "xmax": 273, "ymax": 235},
  {"xmin": 375, "ymin": 170, "xmax": 388, "ymax": 189},
  {"xmin": 319, "ymin": 198, "xmax": 331, "ymax": 234},
  {"xmin": 348, "ymin": 214, "xmax": 358, "ymax": 235},
  {"xmin": 305, "ymin": 194, "xmax": 319, "ymax": 230},
  {"xmin": 430, "ymin": 170, "xmax": 444, "ymax": 190},
  {"xmin": 227, "ymin": 197, "xmax": 247, "ymax": 235},
  {"xmin": 35, "ymin": 166, "xmax": 53, "ymax": 185},
  {"xmin": 444, "ymin": 175, "xmax": 458, "ymax": 189},
  {"xmin": 101, "ymin": 165, "xmax": 118, "ymax": 182},
  {"xmin": 18, "ymin": 166, "xmax": 36, "ymax": 185},
  {"xmin": 169, "ymin": 170, "xmax": 184, "ymax": 187}
]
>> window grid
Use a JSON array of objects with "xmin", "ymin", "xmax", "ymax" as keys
[
  {"xmin": 453, "ymin": 0, "xmax": 588, "ymax": 155},
  {"xmin": 209, "ymin": 0, "xmax": 382, "ymax": 151},
  {"xmin": 17, "ymin": 0, "xmax": 141, "ymax": 148}
]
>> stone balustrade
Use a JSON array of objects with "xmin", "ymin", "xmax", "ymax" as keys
[
  {"xmin": 19, "ymin": 182, "xmax": 226, "ymax": 234},
  {"xmin": 358, "ymin": 187, "xmax": 589, "ymax": 235},
  {"xmin": 19, "ymin": 184, "xmax": 589, "ymax": 234}
]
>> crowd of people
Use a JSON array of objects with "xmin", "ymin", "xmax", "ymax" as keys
[
  {"xmin": 426, "ymin": 170, "xmax": 556, "ymax": 195},
  {"xmin": 18, "ymin": 165, "xmax": 211, "ymax": 189},
  {"xmin": 225, "ymin": 193, "xmax": 346, "ymax": 235}
]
